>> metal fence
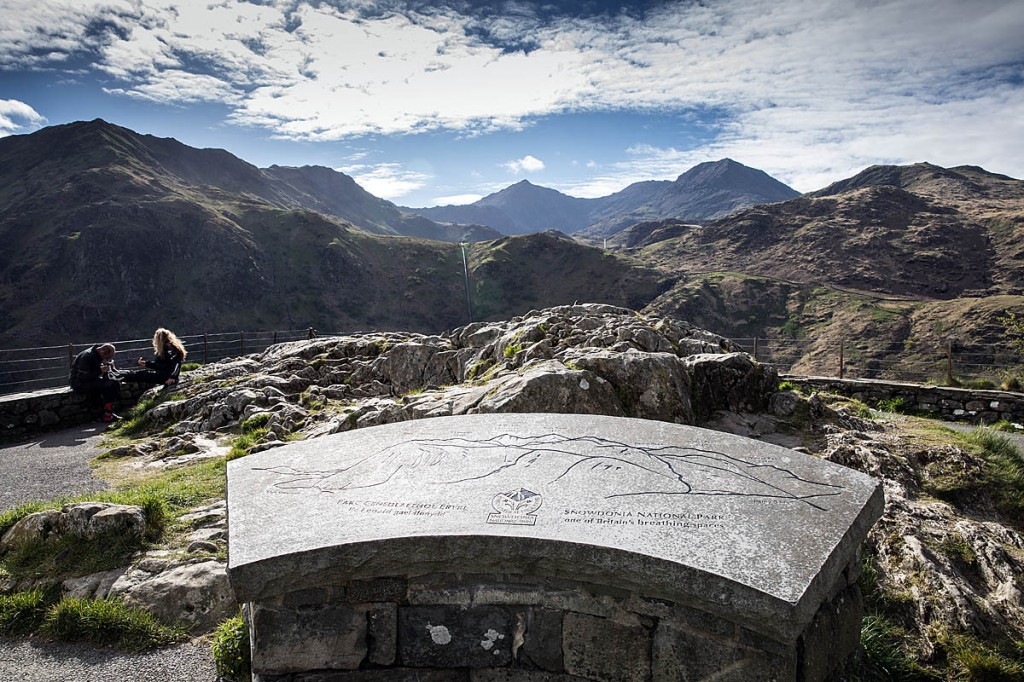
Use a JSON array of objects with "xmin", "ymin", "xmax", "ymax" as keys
[
  {"xmin": 0, "ymin": 328, "xmax": 319, "ymax": 397},
  {"xmin": 2, "ymin": 332, "xmax": 1021, "ymax": 397},
  {"xmin": 732, "ymin": 337, "xmax": 1022, "ymax": 385}
]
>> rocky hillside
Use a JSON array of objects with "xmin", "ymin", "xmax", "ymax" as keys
[
  {"xmin": 0, "ymin": 120, "xmax": 671, "ymax": 346},
  {"xmin": 636, "ymin": 163, "xmax": 1023, "ymax": 300},
  {"xmin": 2, "ymin": 305, "xmax": 1021, "ymax": 679}
]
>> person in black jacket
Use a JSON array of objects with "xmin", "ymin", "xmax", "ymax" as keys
[
  {"xmin": 120, "ymin": 328, "xmax": 187, "ymax": 386},
  {"xmin": 69, "ymin": 343, "xmax": 121, "ymax": 422}
]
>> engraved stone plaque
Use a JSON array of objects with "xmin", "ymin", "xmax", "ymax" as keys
[{"xmin": 228, "ymin": 414, "xmax": 882, "ymax": 641}]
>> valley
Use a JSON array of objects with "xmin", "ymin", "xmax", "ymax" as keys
[{"xmin": 1, "ymin": 121, "xmax": 1022, "ymax": 387}]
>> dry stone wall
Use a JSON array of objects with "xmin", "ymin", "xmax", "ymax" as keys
[
  {"xmin": 0, "ymin": 384, "xmax": 147, "ymax": 442},
  {"xmin": 784, "ymin": 376, "xmax": 1024, "ymax": 424}
]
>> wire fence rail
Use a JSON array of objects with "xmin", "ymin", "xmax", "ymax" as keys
[
  {"xmin": 0, "ymin": 328, "xmax": 320, "ymax": 397},
  {"xmin": 732, "ymin": 337, "xmax": 1022, "ymax": 387},
  {"xmin": 1, "ymin": 332, "xmax": 1021, "ymax": 397}
]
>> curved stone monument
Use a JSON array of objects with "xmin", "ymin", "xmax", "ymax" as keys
[{"xmin": 227, "ymin": 414, "xmax": 883, "ymax": 681}]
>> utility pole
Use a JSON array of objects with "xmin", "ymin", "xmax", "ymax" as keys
[{"xmin": 460, "ymin": 242, "xmax": 473, "ymax": 323}]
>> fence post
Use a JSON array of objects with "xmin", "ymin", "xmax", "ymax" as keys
[
  {"xmin": 752, "ymin": 337, "xmax": 758, "ymax": 361},
  {"xmin": 203, "ymin": 334, "xmax": 208, "ymax": 365},
  {"xmin": 67, "ymin": 342, "xmax": 74, "ymax": 367},
  {"xmin": 839, "ymin": 339, "xmax": 845, "ymax": 379},
  {"xmin": 240, "ymin": 331, "xmax": 245, "ymax": 356},
  {"xmin": 946, "ymin": 342, "xmax": 954, "ymax": 385},
  {"xmin": 272, "ymin": 331, "xmax": 278, "ymax": 345}
]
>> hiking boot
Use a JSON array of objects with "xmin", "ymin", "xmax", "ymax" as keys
[{"xmin": 102, "ymin": 412, "xmax": 122, "ymax": 423}]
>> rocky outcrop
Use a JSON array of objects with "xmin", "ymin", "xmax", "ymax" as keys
[
  {"xmin": 138, "ymin": 304, "xmax": 763, "ymax": 445},
  {"xmin": 0, "ymin": 502, "xmax": 146, "ymax": 553}
]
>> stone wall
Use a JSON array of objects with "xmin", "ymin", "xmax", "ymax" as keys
[
  {"xmin": 783, "ymin": 376, "xmax": 1024, "ymax": 424},
  {"xmin": 0, "ymin": 385, "xmax": 148, "ymax": 442},
  {"xmin": 248, "ymin": 562, "xmax": 864, "ymax": 682}
]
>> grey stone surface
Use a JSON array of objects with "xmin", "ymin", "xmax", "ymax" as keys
[
  {"xmin": 228, "ymin": 414, "xmax": 883, "ymax": 641},
  {"xmin": 251, "ymin": 603, "xmax": 367, "ymax": 674},
  {"xmin": 651, "ymin": 620, "xmax": 795, "ymax": 681},
  {"xmin": 562, "ymin": 612, "xmax": 650, "ymax": 682},
  {"xmin": 368, "ymin": 603, "xmax": 398, "ymax": 666},
  {"xmin": 798, "ymin": 585, "xmax": 864, "ymax": 682},
  {"xmin": 398, "ymin": 605, "xmax": 513, "ymax": 668},
  {"xmin": 520, "ymin": 608, "xmax": 564, "ymax": 672}
]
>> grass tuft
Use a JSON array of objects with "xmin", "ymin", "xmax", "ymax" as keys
[
  {"xmin": 955, "ymin": 428, "xmax": 1024, "ymax": 521},
  {"xmin": 0, "ymin": 589, "xmax": 51, "ymax": 636},
  {"xmin": 43, "ymin": 596, "xmax": 184, "ymax": 651},
  {"xmin": 210, "ymin": 612, "xmax": 251, "ymax": 681}
]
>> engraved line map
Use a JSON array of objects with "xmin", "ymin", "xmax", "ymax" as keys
[{"xmin": 254, "ymin": 432, "xmax": 847, "ymax": 511}]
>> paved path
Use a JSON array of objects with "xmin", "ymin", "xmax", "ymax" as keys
[
  {"xmin": 0, "ymin": 424, "xmax": 111, "ymax": 511},
  {"xmin": 0, "ymin": 427, "xmax": 219, "ymax": 681}
]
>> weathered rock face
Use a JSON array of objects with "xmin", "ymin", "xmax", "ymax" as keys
[
  {"xmin": 143, "ymin": 304, "xmax": 767, "ymax": 446},
  {"xmin": 0, "ymin": 502, "xmax": 145, "ymax": 553}
]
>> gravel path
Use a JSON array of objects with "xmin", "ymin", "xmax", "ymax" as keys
[
  {"xmin": 0, "ymin": 427, "xmax": 220, "ymax": 681},
  {"xmin": 0, "ymin": 424, "xmax": 110, "ymax": 511},
  {"xmin": 0, "ymin": 638, "xmax": 218, "ymax": 682}
]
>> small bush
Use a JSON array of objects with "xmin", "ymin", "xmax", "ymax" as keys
[
  {"xmin": 0, "ymin": 589, "xmax": 50, "ymax": 636},
  {"xmin": 227, "ymin": 428, "xmax": 269, "ymax": 461},
  {"xmin": 877, "ymin": 397, "xmax": 910, "ymax": 414},
  {"xmin": 179, "ymin": 362, "xmax": 202, "ymax": 373},
  {"xmin": 503, "ymin": 343, "xmax": 524, "ymax": 359},
  {"xmin": 778, "ymin": 381, "xmax": 802, "ymax": 393},
  {"xmin": 43, "ymin": 597, "xmax": 184, "ymax": 651},
  {"xmin": 211, "ymin": 613, "xmax": 251, "ymax": 681},
  {"xmin": 240, "ymin": 413, "xmax": 272, "ymax": 433}
]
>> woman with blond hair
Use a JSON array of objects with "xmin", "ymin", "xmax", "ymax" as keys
[{"xmin": 121, "ymin": 328, "xmax": 187, "ymax": 386}]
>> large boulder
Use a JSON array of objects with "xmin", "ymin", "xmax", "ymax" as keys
[{"xmin": 109, "ymin": 559, "xmax": 236, "ymax": 632}]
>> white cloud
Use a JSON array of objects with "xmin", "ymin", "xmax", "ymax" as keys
[
  {"xmin": 341, "ymin": 162, "xmax": 431, "ymax": 200},
  {"xmin": 504, "ymin": 154, "xmax": 545, "ymax": 174},
  {"xmin": 0, "ymin": 99, "xmax": 45, "ymax": 136},
  {"xmin": 432, "ymin": 193, "xmax": 483, "ymax": 206},
  {"xmin": 1, "ymin": 0, "xmax": 1023, "ymax": 185}
]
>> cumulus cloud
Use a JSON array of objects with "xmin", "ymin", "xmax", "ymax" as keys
[
  {"xmin": 504, "ymin": 154, "xmax": 545, "ymax": 173},
  {"xmin": 1, "ymin": 0, "xmax": 1023, "ymax": 184},
  {"xmin": 0, "ymin": 99, "xmax": 45, "ymax": 136},
  {"xmin": 338, "ymin": 162, "xmax": 431, "ymax": 199}
]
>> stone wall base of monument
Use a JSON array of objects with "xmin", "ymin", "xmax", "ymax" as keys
[{"xmin": 246, "ymin": 564, "xmax": 864, "ymax": 682}]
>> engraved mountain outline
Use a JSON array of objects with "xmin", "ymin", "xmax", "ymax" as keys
[{"xmin": 254, "ymin": 432, "xmax": 847, "ymax": 511}]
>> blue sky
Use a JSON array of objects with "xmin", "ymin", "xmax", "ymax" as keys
[{"xmin": 1, "ymin": 0, "xmax": 1023, "ymax": 208}]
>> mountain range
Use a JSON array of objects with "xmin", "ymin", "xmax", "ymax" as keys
[
  {"xmin": 1, "ymin": 119, "xmax": 1022, "ymax": 386},
  {"xmin": 408, "ymin": 158, "xmax": 800, "ymax": 238}
]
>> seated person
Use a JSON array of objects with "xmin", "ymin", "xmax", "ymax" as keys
[
  {"xmin": 120, "ymin": 328, "xmax": 187, "ymax": 386},
  {"xmin": 69, "ymin": 342, "xmax": 121, "ymax": 422}
]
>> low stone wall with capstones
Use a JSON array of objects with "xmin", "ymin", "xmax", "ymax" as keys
[
  {"xmin": 228, "ymin": 414, "xmax": 884, "ymax": 682},
  {"xmin": 247, "ymin": 564, "xmax": 865, "ymax": 682},
  {"xmin": 0, "ymin": 384, "xmax": 147, "ymax": 442},
  {"xmin": 783, "ymin": 375, "xmax": 1024, "ymax": 424}
]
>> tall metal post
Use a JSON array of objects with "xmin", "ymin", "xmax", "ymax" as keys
[
  {"xmin": 460, "ymin": 242, "xmax": 473, "ymax": 323},
  {"xmin": 752, "ymin": 337, "xmax": 758, "ymax": 361},
  {"xmin": 240, "ymin": 331, "xmax": 246, "ymax": 356},
  {"xmin": 839, "ymin": 339, "xmax": 845, "ymax": 379},
  {"xmin": 946, "ymin": 342, "xmax": 954, "ymax": 385},
  {"xmin": 203, "ymin": 333, "xmax": 208, "ymax": 365}
]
